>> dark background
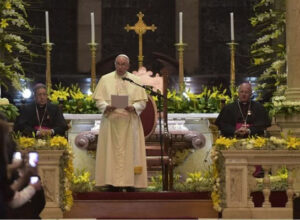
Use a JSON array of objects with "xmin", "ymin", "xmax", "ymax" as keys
[{"xmin": 2, "ymin": 0, "xmax": 258, "ymax": 104}]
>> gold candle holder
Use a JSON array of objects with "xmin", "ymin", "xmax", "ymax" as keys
[
  {"xmin": 88, "ymin": 42, "xmax": 98, "ymax": 92},
  {"xmin": 227, "ymin": 41, "xmax": 238, "ymax": 89},
  {"xmin": 42, "ymin": 42, "xmax": 54, "ymax": 94},
  {"xmin": 175, "ymin": 42, "xmax": 187, "ymax": 91}
]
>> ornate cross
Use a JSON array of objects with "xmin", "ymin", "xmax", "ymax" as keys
[{"xmin": 124, "ymin": 12, "xmax": 157, "ymax": 67}]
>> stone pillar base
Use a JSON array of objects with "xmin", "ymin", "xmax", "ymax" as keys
[
  {"xmin": 40, "ymin": 207, "xmax": 63, "ymax": 218},
  {"xmin": 285, "ymin": 88, "xmax": 300, "ymax": 101},
  {"xmin": 223, "ymin": 207, "xmax": 292, "ymax": 219},
  {"xmin": 275, "ymin": 113, "xmax": 300, "ymax": 137}
]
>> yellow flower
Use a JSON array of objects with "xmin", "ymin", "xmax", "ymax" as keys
[
  {"xmin": 5, "ymin": 1, "xmax": 11, "ymax": 9},
  {"xmin": 50, "ymin": 90, "xmax": 69, "ymax": 102},
  {"xmin": 70, "ymin": 91, "xmax": 84, "ymax": 100},
  {"xmin": 250, "ymin": 136, "xmax": 267, "ymax": 148},
  {"xmin": 50, "ymin": 136, "xmax": 68, "ymax": 148},
  {"xmin": 0, "ymin": 19, "xmax": 9, "ymax": 28},
  {"xmin": 19, "ymin": 137, "xmax": 35, "ymax": 148},
  {"xmin": 86, "ymin": 95, "xmax": 93, "ymax": 101},
  {"xmin": 215, "ymin": 136, "xmax": 237, "ymax": 149},
  {"xmin": 286, "ymin": 137, "xmax": 300, "ymax": 149},
  {"xmin": 5, "ymin": 43, "xmax": 12, "ymax": 53}
]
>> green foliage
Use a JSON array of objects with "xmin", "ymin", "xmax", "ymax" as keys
[
  {"xmin": 0, "ymin": 0, "xmax": 32, "ymax": 90},
  {"xmin": 250, "ymin": 0, "xmax": 286, "ymax": 103},
  {"xmin": 0, "ymin": 98, "xmax": 19, "ymax": 121}
]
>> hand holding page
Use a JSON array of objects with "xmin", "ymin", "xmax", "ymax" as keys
[{"xmin": 111, "ymin": 95, "xmax": 128, "ymax": 108}]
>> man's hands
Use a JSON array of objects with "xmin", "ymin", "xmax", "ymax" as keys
[
  {"xmin": 234, "ymin": 125, "xmax": 250, "ymax": 137},
  {"xmin": 125, "ymin": 106, "xmax": 135, "ymax": 113},
  {"xmin": 104, "ymin": 105, "xmax": 116, "ymax": 114},
  {"xmin": 105, "ymin": 105, "xmax": 135, "ymax": 113},
  {"xmin": 37, "ymin": 129, "xmax": 52, "ymax": 137}
]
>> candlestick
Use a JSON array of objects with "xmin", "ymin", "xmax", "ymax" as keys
[
  {"xmin": 227, "ymin": 42, "xmax": 238, "ymax": 89},
  {"xmin": 179, "ymin": 12, "xmax": 183, "ymax": 43},
  {"xmin": 45, "ymin": 11, "xmax": 50, "ymax": 43},
  {"xmin": 230, "ymin": 12, "xmax": 234, "ymax": 41},
  {"xmin": 91, "ymin": 12, "xmax": 95, "ymax": 44},
  {"xmin": 175, "ymin": 42, "xmax": 187, "ymax": 91},
  {"xmin": 88, "ymin": 43, "xmax": 98, "ymax": 92}
]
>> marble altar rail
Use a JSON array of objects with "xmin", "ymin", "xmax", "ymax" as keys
[{"xmin": 221, "ymin": 149, "xmax": 300, "ymax": 219}]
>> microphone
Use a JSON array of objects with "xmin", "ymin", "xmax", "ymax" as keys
[
  {"xmin": 122, "ymin": 77, "xmax": 134, "ymax": 83},
  {"xmin": 204, "ymin": 149, "xmax": 211, "ymax": 163}
]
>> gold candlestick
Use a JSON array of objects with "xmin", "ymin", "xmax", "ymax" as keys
[
  {"xmin": 88, "ymin": 42, "xmax": 98, "ymax": 92},
  {"xmin": 43, "ymin": 42, "xmax": 54, "ymax": 94},
  {"xmin": 227, "ymin": 41, "xmax": 238, "ymax": 89},
  {"xmin": 175, "ymin": 42, "xmax": 187, "ymax": 91}
]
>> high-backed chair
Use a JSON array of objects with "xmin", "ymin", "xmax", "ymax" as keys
[{"xmin": 140, "ymin": 94, "xmax": 172, "ymax": 191}]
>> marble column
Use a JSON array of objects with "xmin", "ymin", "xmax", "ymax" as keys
[{"xmin": 285, "ymin": 0, "xmax": 300, "ymax": 101}]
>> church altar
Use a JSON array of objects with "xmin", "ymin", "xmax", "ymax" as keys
[{"xmin": 64, "ymin": 113, "xmax": 218, "ymax": 180}]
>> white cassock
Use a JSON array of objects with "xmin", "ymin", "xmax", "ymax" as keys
[{"xmin": 92, "ymin": 71, "xmax": 148, "ymax": 188}]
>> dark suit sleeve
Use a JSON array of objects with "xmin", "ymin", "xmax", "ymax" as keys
[
  {"xmin": 50, "ymin": 105, "xmax": 68, "ymax": 136},
  {"xmin": 215, "ymin": 105, "xmax": 236, "ymax": 137},
  {"xmin": 249, "ymin": 103, "xmax": 271, "ymax": 136},
  {"xmin": 14, "ymin": 105, "xmax": 36, "ymax": 137}
]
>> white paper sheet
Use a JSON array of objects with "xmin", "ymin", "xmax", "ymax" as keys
[{"xmin": 111, "ymin": 95, "xmax": 128, "ymax": 108}]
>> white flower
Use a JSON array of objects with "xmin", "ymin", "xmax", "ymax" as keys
[
  {"xmin": 246, "ymin": 144, "xmax": 253, "ymax": 149},
  {"xmin": 36, "ymin": 139, "xmax": 47, "ymax": 147},
  {"xmin": 0, "ymin": 98, "xmax": 9, "ymax": 105}
]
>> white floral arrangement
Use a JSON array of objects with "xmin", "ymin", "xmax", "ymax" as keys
[{"xmin": 270, "ymin": 95, "xmax": 300, "ymax": 116}]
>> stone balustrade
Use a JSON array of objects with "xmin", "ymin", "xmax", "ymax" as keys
[{"xmin": 221, "ymin": 149, "xmax": 300, "ymax": 219}]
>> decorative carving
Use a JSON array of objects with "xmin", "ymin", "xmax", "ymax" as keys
[
  {"xmin": 132, "ymin": 66, "xmax": 163, "ymax": 93},
  {"xmin": 229, "ymin": 169, "xmax": 242, "ymax": 204},
  {"xmin": 41, "ymin": 169, "xmax": 56, "ymax": 203}
]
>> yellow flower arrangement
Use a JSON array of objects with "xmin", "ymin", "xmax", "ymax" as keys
[
  {"xmin": 50, "ymin": 90, "xmax": 70, "ymax": 102},
  {"xmin": 50, "ymin": 136, "xmax": 68, "ymax": 148},
  {"xmin": 70, "ymin": 90, "xmax": 85, "ymax": 100},
  {"xmin": 249, "ymin": 136, "xmax": 267, "ymax": 148},
  {"xmin": 286, "ymin": 136, "xmax": 300, "ymax": 149},
  {"xmin": 71, "ymin": 169, "xmax": 96, "ymax": 192},
  {"xmin": 215, "ymin": 136, "xmax": 238, "ymax": 149},
  {"xmin": 18, "ymin": 136, "xmax": 35, "ymax": 148}
]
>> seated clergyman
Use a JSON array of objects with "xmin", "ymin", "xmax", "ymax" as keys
[
  {"xmin": 215, "ymin": 82, "xmax": 271, "ymax": 138},
  {"xmin": 14, "ymin": 83, "xmax": 68, "ymax": 137}
]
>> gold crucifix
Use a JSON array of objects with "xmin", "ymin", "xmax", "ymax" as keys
[{"xmin": 124, "ymin": 12, "xmax": 157, "ymax": 67}]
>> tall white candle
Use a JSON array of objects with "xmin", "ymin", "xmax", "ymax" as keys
[
  {"xmin": 230, "ymin": 12, "xmax": 234, "ymax": 41},
  {"xmin": 45, "ymin": 11, "xmax": 50, "ymax": 43},
  {"xmin": 91, "ymin": 12, "xmax": 95, "ymax": 43},
  {"xmin": 179, "ymin": 12, "xmax": 183, "ymax": 43}
]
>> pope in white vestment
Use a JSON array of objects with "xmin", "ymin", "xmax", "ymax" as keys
[{"xmin": 92, "ymin": 54, "xmax": 148, "ymax": 188}]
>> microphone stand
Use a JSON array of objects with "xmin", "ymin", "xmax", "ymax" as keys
[{"xmin": 123, "ymin": 78, "xmax": 168, "ymax": 190}]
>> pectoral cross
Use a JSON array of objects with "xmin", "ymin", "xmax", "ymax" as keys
[{"xmin": 124, "ymin": 12, "xmax": 157, "ymax": 67}]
